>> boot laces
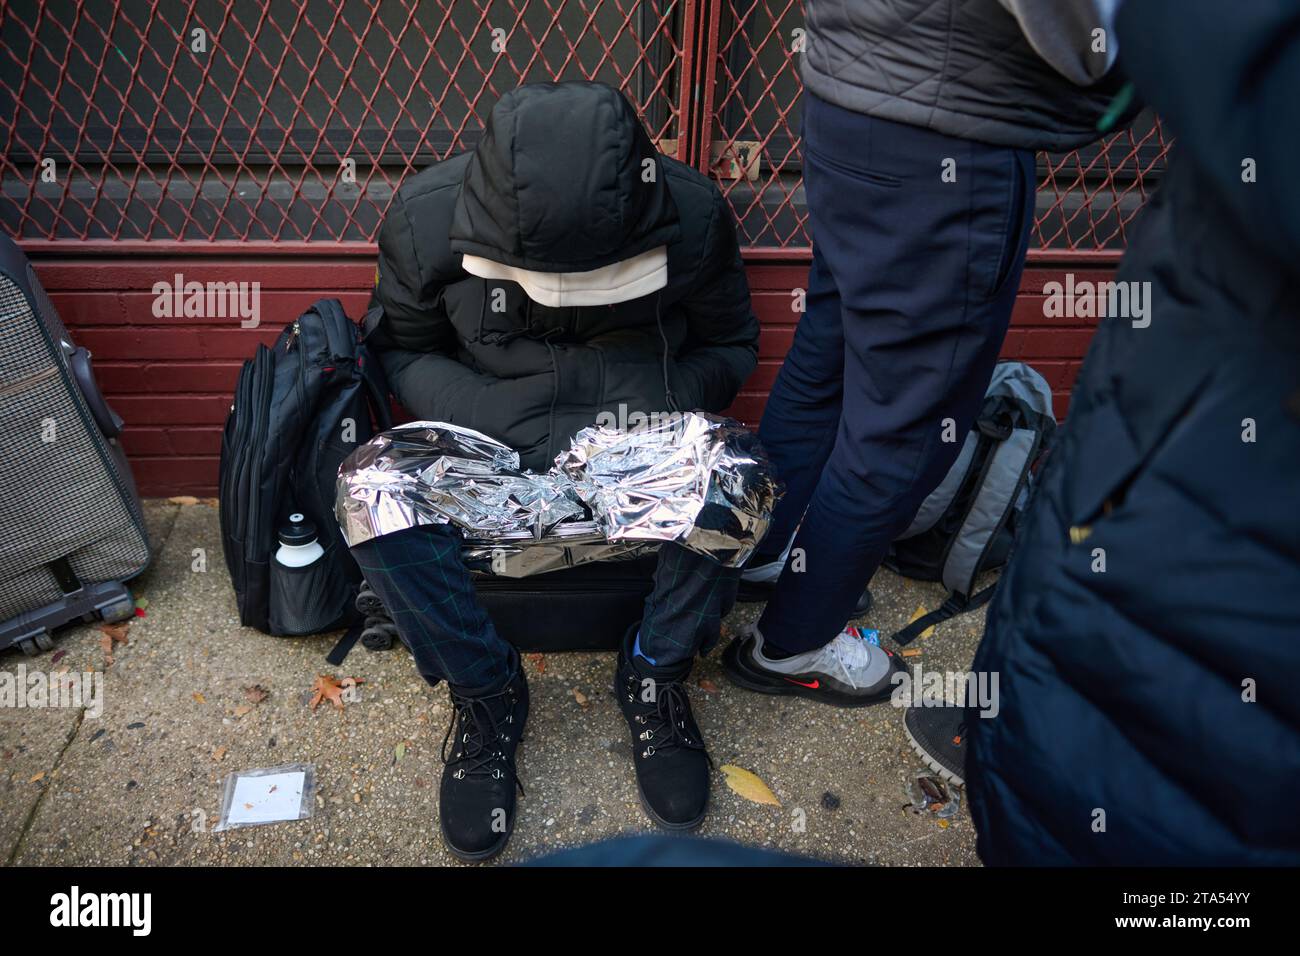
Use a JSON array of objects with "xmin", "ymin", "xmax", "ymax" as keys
[
  {"xmin": 637, "ymin": 679, "xmax": 712, "ymax": 767},
  {"xmin": 441, "ymin": 686, "xmax": 524, "ymax": 795}
]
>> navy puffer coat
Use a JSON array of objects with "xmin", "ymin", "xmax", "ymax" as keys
[{"xmin": 968, "ymin": 0, "xmax": 1300, "ymax": 865}]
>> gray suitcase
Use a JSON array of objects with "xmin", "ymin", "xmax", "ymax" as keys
[{"xmin": 0, "ymin": 235, "xmax": 151, "ymax": 655}]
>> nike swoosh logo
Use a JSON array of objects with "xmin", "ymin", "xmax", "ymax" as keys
[{"xmin": 783, "ymin": 677, "xmax": 820, "ymax": 689}]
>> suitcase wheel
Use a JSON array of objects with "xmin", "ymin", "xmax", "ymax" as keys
[
  {"xmin": 360, "ymin": 624, "xmax": 396, "ymax": 651},
  {"xmin": 100, "ymin": 595, "xmax": 136, "ymax": 624},
  {"xmin": 18, "ymin": 632, "xmax": 55, "ymax": 656}
]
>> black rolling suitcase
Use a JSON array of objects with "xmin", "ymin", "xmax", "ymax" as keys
[
  {"xmin": 343, "ymin": 557, "xmax": 657, "ymax": 662},
  {"xmin": 471, "ymin": 556, "xmax": 659, "ymax": 652},
  {"xmin": 347, "ymin": 555, "xmax": 659, "ymax": 658},
  {"xmin": 0, "ymin": 235, "xmax": 151, "ymax": 655}
]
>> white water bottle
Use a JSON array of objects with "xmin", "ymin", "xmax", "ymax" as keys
[{"xmin": 276, "ymin": 513, "xmax": 324, "ymax": 567}]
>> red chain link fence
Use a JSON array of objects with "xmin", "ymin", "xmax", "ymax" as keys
[
  {"xmin": 2, "ymin": 0, "xmax": 1171, "ymax": 494},
  {"xmin": 701, "ymin": 0, "xmax": 1173, "ymax": 259},
  {"xmin": 0, "ymin": 0, "xmax": 694, "ymax": 250},
  {"xmin": 2, "ymin": 0, "xmax": 1169, "ymax": 258}
]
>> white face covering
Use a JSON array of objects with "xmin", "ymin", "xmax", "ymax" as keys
[{"xmin": 460, "ymin": 245, "xmax": 668, "ymax": 308}]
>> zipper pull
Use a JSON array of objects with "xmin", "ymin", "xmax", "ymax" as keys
[{"xmin": 286, "ymin": 319, "xmax": 301, "ymax": 351}]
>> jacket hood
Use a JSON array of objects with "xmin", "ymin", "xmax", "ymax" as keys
[{"xmin": 449, "ymin": 81, "xmax": 681, "ymax": 279}]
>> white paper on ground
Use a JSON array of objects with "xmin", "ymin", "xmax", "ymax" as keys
[{"xmin": 214, "ymin": 763, "xmax": 316, "ymax": 831}]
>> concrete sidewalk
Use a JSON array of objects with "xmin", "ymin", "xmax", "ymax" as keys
[{"xmin": 1, "ymin": 500, "xmax": 986, "ymax": 866}]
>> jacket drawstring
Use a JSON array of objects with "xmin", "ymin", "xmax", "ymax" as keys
[
  {"xmin": 480, "ymin": 286, "xmax": 534, "ymax": 347},
  {"xmin": 476, "ymin": 280, "xmax": 488, "ymax": 344},
  {"xmin": 654, "ymin": 289, "xmax": 680, "ymax": 412},
  {"xmin": 543, "ymin": 328, "xmax": 561, "ymax": 461},
  {"xmin": 482, "ymin": 284, "xmax": 679, "ymax": 414}
]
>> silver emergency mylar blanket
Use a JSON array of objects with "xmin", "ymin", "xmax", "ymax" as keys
[{"xmin": 336, "ymin": 413, "xmax": 780, "ymax": 577}]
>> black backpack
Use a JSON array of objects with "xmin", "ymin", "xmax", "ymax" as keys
[
  {"xmin": 219, "ymin": 299, "xmax": 391, "ymax": 635},
  {"xmin": 886, "ymin": 362, "xmax": 1057, "ymax": 644}
]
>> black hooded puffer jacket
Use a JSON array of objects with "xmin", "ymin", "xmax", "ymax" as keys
[{"xmin": 367, "ymin": 82, "xmax": 759, "ymax": 470}]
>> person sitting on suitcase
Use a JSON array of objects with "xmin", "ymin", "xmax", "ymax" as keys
[{"xmin": 356, "ymin": 81, "xmax": 759, "ymax": 860}]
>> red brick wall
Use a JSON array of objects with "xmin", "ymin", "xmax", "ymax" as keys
[{"xmin": 32, "ymin": 256, "xmax": 1108, "ymax": 496}]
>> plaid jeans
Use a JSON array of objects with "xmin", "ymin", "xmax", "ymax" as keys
[{"xmin": 351, "ymin": 524, "xmax": 739, "ymax": 691}]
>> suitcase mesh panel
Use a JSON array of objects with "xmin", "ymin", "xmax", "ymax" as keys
[{"xmin": 0, "ymin": 277, "xmax": 151, "ymax": 621}]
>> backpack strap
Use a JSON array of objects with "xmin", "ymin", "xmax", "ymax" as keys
[
  {"xmin": 310, "ymin": 298, "xmax": 352, "ymax": 358},
  {"xmin": 306, "ymin": 298, "xmax": 393, "ymax": 431},
  {"xmin": 890, "ymin": 585, "xmax": 997, "ymax": 645},
  {"xmin": 325, "ymin": 618, "xmax": 366, "ymax": 666},
  {"xmin": 940, "ymin": 426, "xmax": 1040, "ymax": 596},
  {"xmin": 889, "ymin": 425, "xmax": 1041, "ymax": 646},
  {"xmin": 359, "ymin": 351, "xmax": 392, "ymax": 430},
  {"xmin": 897, "ymin": 430, "xmax": 979, "ymax": 541}
]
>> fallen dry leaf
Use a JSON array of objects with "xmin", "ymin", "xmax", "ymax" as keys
[
  {"xmin": 168, "ymin": 495, "xmax": 200, "ymax": 506},
  {"xmin": 29, "ymin": 771, "xmax": 46, "ymax": 784},
  {"xmin": 698, "ymin": 677, "xmax": 720, "ymax": 693},
  {"xmin": 98, "ymin": 621, "xmax": 130, "ymax": 666},
  {"xmin": 232, "ymin": 705, "xmax": 253, "ymax": 718},
  {"xmin": 719, "ymin": 764, "xmax": 781, "ymax": 806},
  {"xmin": 242, "ymin": 684, "xmax": 269, "ymax": 705},
  {"xmin": 571, "ymin": 688, "xmax": 590, "ymax": 710},
  {"xmin": 211, "ymin": 746, "xmax": 227, "ymax": 762},
  {"xmin": 900, "ymin": 648, "xmax": 923, "ymax": 658},
  {"xmin": 527, "ymin": 652, "xmax": 546, "ymax": 674},
  {"xmin": 906, "ymin": 605, "xmax": 936, "ymax": 640},
  {"xmin": 309, "ymin": 674, "xmax": 365, "ymax": 712},
  {"xmin": 192, "ymin": 692, "xmax": 207, "ymax": 705}
]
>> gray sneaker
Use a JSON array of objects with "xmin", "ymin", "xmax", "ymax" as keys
[{"xmin": 722, "ymin": 626, "xmax": 906, "ymax": 707}]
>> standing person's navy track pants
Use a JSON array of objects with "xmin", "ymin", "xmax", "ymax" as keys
[{"xmin": 752, "ymin": 92, "xmax": 1036, "ymax": 655}]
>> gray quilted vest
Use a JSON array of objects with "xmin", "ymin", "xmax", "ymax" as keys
[{"xmin": 802, "ymin": 0, "xmax": 1123, "ymax": 151}]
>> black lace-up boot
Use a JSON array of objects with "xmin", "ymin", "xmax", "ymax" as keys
[
  {"xmin": 438, "ymin": 661, "xmax": 529, "ymax": 862},
  {"xmin": 615, "ymin": 625, "xmax": 711, "ymax": 829}
]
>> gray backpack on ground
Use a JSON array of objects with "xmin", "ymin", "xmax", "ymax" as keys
[{"xmin": 885, "ymin": 362, "xmax": 1057, "ymax": 644}]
